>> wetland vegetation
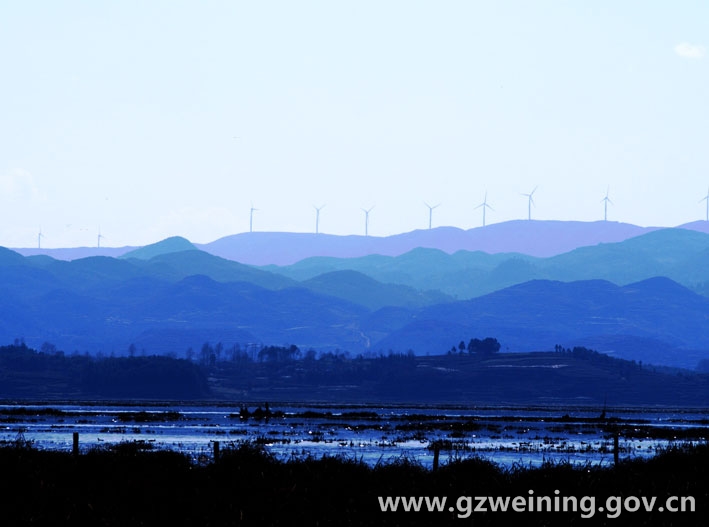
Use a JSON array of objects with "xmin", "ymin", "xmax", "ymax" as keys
[
  {"xmin": 1, "ymin": 437, "xmax": 706, "ymax": 526},
  {"xmin": 2, "ymin": 341, "xmax": 707, "ymax": 524}
]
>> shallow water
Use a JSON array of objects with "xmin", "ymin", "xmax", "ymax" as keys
[{"xmin": 1, "ymin": 402, "xmax": 707, "ymax": 468}]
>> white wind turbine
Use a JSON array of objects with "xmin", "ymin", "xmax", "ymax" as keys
[
  {"xmin": 424, "ymin": 202, "xmax": 440, "ymax": 230},
  {"xmin": 249, "ymin": 202, "xmax": 258, "ymax": 233},
  {"xmin": 97, "ymin": 227, "xmax": 105, "ymax": 248},
  {"xmin": 521, "ymin": 186, "xmax": 537, "ymax": 220},
  {"xmin": 361, "ymin": 206, "xmax": 374, "ymax": 236},
  {"xmin": 474, "ymin": 191, "xmax": 494, "ymax": 227},
  {"xmin": 602, "ymin": 187, "xmax": 613, "ymax": 222},
  {"xmin": 37, "ymin": 227, "xmax": 45, "ymax": 249},
  {"xmin": 313, "ymin": 204, "xmax": 326, "ymax": 234}
]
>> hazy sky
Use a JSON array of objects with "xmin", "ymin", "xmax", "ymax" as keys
[{"xmin": 1, "ymin": 1, "xmax": 708, "ymax": 247}]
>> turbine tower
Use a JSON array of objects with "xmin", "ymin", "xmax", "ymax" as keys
[
  {"xmin": 249, "ymin": 202, "xmax": 258, "ymax": 233},
  {"xmin": 37, "ymin": 227, "xmax": 44, "ymax": 249},
  {"xmin": 424, "ymin": 202, "xmax": 440, "ymax": 230},
  {"xmin": 361, "ymin": 206, "xmax": 374, "ymax": 236},
  {"xmin": 97, "ymin": 227, "xmax": 104, "ymax": 248},
  {"xmin": 313, "ymin": 204, "xmax": 325, "ymax": 234},
  {"xmin": 701, "ymin": 187, "xmax": 709, "ymax": 222},
  {"xmin": 521, "ymin": 186, "xmax": 537, "ymax": 220},
  {"xmin": 474, "ymin": 191, "xmax": 494, "ymax": 227},
  {"xmin": 601, "ymin": 187, "xmax": 613, "ymax": 222}
]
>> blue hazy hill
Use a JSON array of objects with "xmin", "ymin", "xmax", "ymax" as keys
[
  {"xmin": 132, "ymin": 250, "xmax": 297, "ymax": 290},
  {"xmin": 120, "ymin": 236, "xmax": 198, "ymax": 260},
  {"xmin": 0, "ymin": 268, "xmax": 370, "ymax": 357},
  {"xmin": 371, "ymin": 277, "xmax": 709, "ymax": 369},
  {"xmin": 12, "ymin": 220, "xmax": 708, "ymax": 266},
  {"xmin": 199, "ymin": 220, "xmax": 659, "ymax": 265},
  {"xmin": 264, "ymin": 228, "xmax": 709, "ymax": 299},
  {"xmin": 301, "ymin": 270, "xmax": 453, "ymax": 310},
  {"xmin": 2, "ymin": 231, "xmax": 709, "ymax": 369}
]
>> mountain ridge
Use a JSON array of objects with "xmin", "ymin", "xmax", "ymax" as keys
[
  {"xmin": 264, "ymin": 228, "xmax": 709, "ymax": 299},
  {"xmin": 372, "ymin": 276, "xmax": 709, "ymax": 369},
  {"xmin": 2, "ymin": 223, "xmax": 708, "ymax": 370},
  {"xmin": 14, "ymin": 219, "xmax": 709, "ymax": 264}
]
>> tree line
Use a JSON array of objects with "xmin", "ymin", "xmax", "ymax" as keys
[{"xmin": 448, "ymin": 337, "xmax": 502, "ymax": 356}]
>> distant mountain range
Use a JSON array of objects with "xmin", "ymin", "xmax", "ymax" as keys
[
  {"xmin": 265, "ymin": 228, "xmax": 709, "ymax": 299},
  {"xmin": 371, "ymin": 277, "xmax": 709, "ymax": 370},
  {"xmin": 14, "ymin": 219, "xmax": 709, "ymax": 265},
  {"xmin": 2, "ymin": 220, "xmax": 708, "ymax": 371}
]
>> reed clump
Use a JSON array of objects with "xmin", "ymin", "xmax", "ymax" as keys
[{"xmin": 0, "ymin": 440, "xmax": 706, "ymax": 526}]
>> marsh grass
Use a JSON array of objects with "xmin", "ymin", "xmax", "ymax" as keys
[{"xmin": 0, "ymin": 440, "xmax": 706, "ymax": 525}]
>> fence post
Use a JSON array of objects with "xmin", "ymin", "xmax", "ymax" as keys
[
  {"xmin": 72, "ymin": 432, "xmax": 79, "ymax": 457},
  {"xmin": 213, "ymin": 441, "xmax": 220, "ymax": 463}
]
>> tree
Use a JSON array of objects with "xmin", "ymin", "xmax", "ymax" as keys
[
  {"xmin": 303, "ymin": 349, "xmax": 317, "ymax": 362},
  {"xmin": 481, "ymin": 337, "xmax": 501, "ymax": 354},
  {"xmin": 40, "ymin": 342, "xmax": 57, "ymax": 355},
  {"xmin": 468, "ymin": 337, "xmax": 501, "ymax": 355},
  {"xmin": 467, "ymin": 338, "xmax": 481, "ymax": 354},
  {"xmin": 200, "ymin": 342, "xmax": 215, "ymax": 367},
  {"xmin": 214, "ymin": 342, "xmax": 223, "ymax": 363},
  {"xmin": 258, "ymin": 344, "xmax": 301, "ymax": 362}
]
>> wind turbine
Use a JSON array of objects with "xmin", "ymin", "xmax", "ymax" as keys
[
  {"xmin": 313, "ymin": 204, "xmax": 326, "ymax": 234},
  {"xmin": 601, "ymin": 187, "xmax": 613, "ymax": 222},
  {"xmin": 97, "ymin": 227, "xmax": 105, "ymax": 248},
  {"xmin": 361, "ymin": 206, "xmax": 374, "ymax": 236},
  {"xmin": 424, "ymin": 202, "xmax": 440, "ymax": 230},
  {"xmin": 249, "ymin": 202, "xmax": 258, "ymax": 233},
  {"xmin": 521, "ymin": 186, "xmax": 537, "ymax": 220},
  {"xmin": 474, "ymin": 191, "xmax": 494, "ymax": 227},
  {"xmin": 701, "ymin": 187, "xmax": 709, "ymax": 222},
  {"xmin": 37, "ymin": 227, "xmax": 44, "ymax": 249}
]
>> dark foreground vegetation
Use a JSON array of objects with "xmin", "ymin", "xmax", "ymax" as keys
[{"xmin": 0, "ymin": 439, "xmax": 706, "ymax": 526}]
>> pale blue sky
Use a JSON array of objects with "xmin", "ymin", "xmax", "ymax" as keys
[{"xmin": 1, "ymin": 1, "xmax": 708, "ymax": 247}]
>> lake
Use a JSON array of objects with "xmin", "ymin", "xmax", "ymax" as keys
[{"xmin": 2, "ymin": 402, "xmax": 707, "ymax": 468}]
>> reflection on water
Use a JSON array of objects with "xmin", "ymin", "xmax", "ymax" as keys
[{"xmin": 1, "ymin": 402, "xmax": 707, "ymax": 468}]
